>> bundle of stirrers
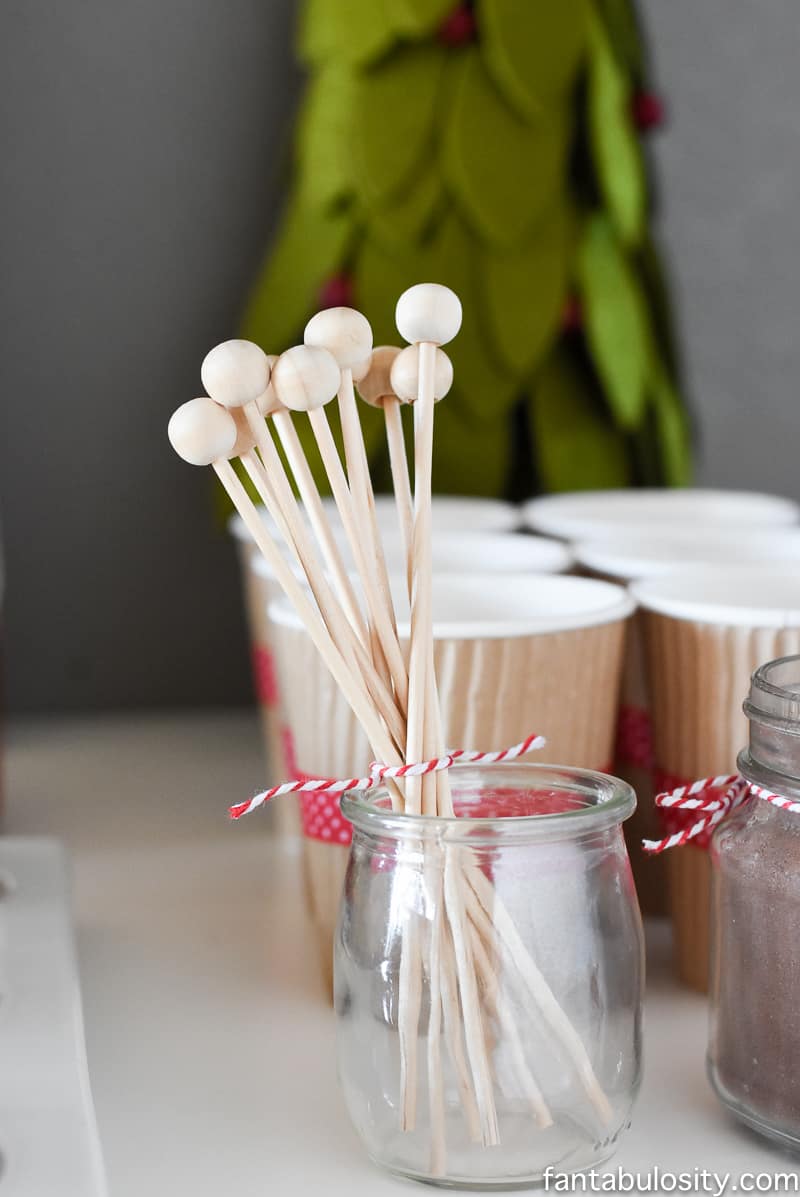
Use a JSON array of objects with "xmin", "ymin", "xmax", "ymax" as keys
[{"xmin": 168, "ymin": 285, "xmax": 611, "ymax": 1175}]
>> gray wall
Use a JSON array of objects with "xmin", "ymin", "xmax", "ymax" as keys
[
  {"xmin": 1, "ymin": 2, "xmax": 798, "ymax": 713},
  {"xmin": 0, "ymin": 0, "xmax": 301, "ymax": 711},
  {"xmin": 642, "ymin": 1, "xmax": 800, "ymax": 493}
]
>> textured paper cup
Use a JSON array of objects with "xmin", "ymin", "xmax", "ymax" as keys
[
  {"xmin": 228, "ymin": 511, "xmax": 287, "ymax": 769},
  {"xmin": 228, "ymin": 512, "xmax": 306, "ymax": 838},
  {"xmin": 523, "ymin": 488, "xmax": 800, "ymax": 541},
  {"xmin": 271, "ymin": 573, "xmax": 634, "ymax": 986},
  {"xmin": 231, "ymin": 498, "xmax": 519, "ymax": 776},
  {"xmin": 268, "ymin": 530, "xmax": 569, "ymax": 755},
  {"xmin": 633, "ymin": 566, "xmax": 800, "ymax": 992},
  {"xmin": 575, "ymin": 528, "xmax": 800, "ymax": 918}
]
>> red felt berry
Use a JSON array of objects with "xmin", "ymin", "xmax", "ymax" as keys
[
  {"xmin": 632, "ymin": 91, "xmax": 666, "ymax": 132},
  {"xmin": 318, "ymin": 272, "xmax": 354, "ymax": 310},
  {"xmin": 561, "ymin": 295, "xmax": 582, "ymax": 333},
  {"xmin": 437, "ymin": 4, "xmax": 477, "ymax": 46}
]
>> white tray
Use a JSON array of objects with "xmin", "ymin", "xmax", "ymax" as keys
[{"xmin": 0, "ymin": 838, "xmax": 107, "ymax": 1197}]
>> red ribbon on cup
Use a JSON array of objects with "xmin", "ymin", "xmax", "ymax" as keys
[
  {"xmin": 615, "ymin": 705, "xmax": 655, "ymax": 771},
  {"xmin": 251, "ymin": 645, "xmax": 280, "ymax": 706}
]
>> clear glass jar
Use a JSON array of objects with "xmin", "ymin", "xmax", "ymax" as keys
[
  {"xmin": 335, "ymin": 763, "xmax": 644, "ymax": 1188},
  {"xmin": 709, "ymin": 654, "xmax": 800, "ymax": 1150}
]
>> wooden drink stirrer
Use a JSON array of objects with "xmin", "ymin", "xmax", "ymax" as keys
[
  {"xmin": 394, "ymin": 286, "xmax": 461, "ymax": 814},
  {"xmin": 389, "ymin": 344, "xmax": 454, "ymax": 605},
  {"xmin": 268, "ymin": 344, "xmax": 391, "ymax": 671},
  {"xmin": 196, "ymin": 347, "xmax": 407, "ymax": 751},
  {"xmin": 354, "ymin": 346, "xmax": 413, "ymax": 586},
  {"xmin": 389, "ymin": 287, "xmax": 465, "ymax": 1147},
  {"xmin": 167, "ymin": 398, "xmax": 402, "ymax": 772},
  {"xmin": 304, "ymin": 309, "xmax": 409, "ymax": 713},
  {"xmin": 396, "ymin": 285, "xmax": 499, "ymax": 1149},
  {"xmin": 262, "ymin": 351, "xmax": 374, "ymax": 648},
  {"xmin": 201, "ymin": 341, "xmax": 366, "ymax": 643},
  {"xmin": 390, "ymin": 344, "xmax": 456, "ymax": 808}
]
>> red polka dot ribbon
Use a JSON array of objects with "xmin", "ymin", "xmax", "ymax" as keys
[
  {"xmin": 251, "ymin": 646, "xmax": 279, "ymax": 706},
  {"xmin": 229, "ymin": 732, "xmax": 547, "ymax": 822},
  {"xmin": 615, "ymin": 705, "xmax": 655, "ymax": 771},
  {"xmin": 643, "ymin": 772, "xmax": 794, "ymax": 854},
  {"xmin": 297, "ymin": 786, "xmax": 353, "ymax": 844}
]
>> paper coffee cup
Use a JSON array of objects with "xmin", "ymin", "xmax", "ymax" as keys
[
  {"xmin": 230, "ymin": 499, "xmax": 522, "ymax": 786},
  {"xmin": 523, "ymin": 488, "xmax": 799, "ymax": 541},
  {"xmin": 271, "ymin": 573, "xmax": 634, "ymax": 981},
  {"xmin": 240, "ymin": 521, "xmax": 569, "ymax": 790},
  {"xmin": 632, "ymin": 566, "xmax": 800, "ymax": 992},
  {"xmin": 575, "ymin": 528, "xmax": 800, "ymax": 917},
  {"xmin": 228, "ymin": 511, "xmax": 306, "ymax": 838}
]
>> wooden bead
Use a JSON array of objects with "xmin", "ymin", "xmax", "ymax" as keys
[
  {"xmin": 200, "ymin": 340, "xmax": 271, "ymax": 409},
  {"xmin": 256, "ymin": 354, "xmax": 282, "ymax": 416},
  {"xmin": 271, "ymin": 345, "xmax": 341, "ymax": 412},
  {"xmin": 230, "ymin": 407, "xmax": 256, "ymax": 458},
  {"xmin": 389, "ymin": 345, "xmax": 453, "ymax": 403},
  {"xmin": 350, "ymin": 356, "xmax": 371, "ymax": 384},
  {"xmin": 395, "ymin": 283, "xmax": 462, "ymax": 346},
  {"xmin": 168, "ymin": 397, "xmax": 237, "ymax": 465},
  {"xmin": 356, "ymin": 346, "xmax": 402, "ymax": 407},
  {"xmin": 304, "ymin": 307, "xmax": 373, "ymax": 371}
]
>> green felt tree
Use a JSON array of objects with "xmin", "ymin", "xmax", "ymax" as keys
[{"xmin": 240, "ymin": 0, "xmax": 691, "ymax": 499}]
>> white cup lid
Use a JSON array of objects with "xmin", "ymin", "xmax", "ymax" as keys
[
  {"xmin": 632, "ymin": 565, "xmax": 800, "ymax": 627},
  {"xmin": 523, "ymin": 489, "xmax": 800, "ymax": 539},
  {"xmin": 230, "ymin": 495, "xmax": 521, "ymax": 543},
  {"xmin": 372, "ymin": 495, "xmax": 520, "ymax": 534},
  {"xmin": 371, "ymin": 529, "xmax": 571, "ymax": 575},
  {"xmin": 271, "ymin": 572, "xmax": 634, "ymax": 639},
  {"xmin": 251, "ymin": 528, "xmax": 570, "ymax": 582},
  {"xmin": 575, "ymin": 527, "xmax": 800, "ymax": 581}
]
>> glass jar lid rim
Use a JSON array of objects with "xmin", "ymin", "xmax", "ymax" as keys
[
  {"xmin": 750, "ymin": 654, "xmax": 800, "ymax": 698},
  {"xmin": 341, "ymin": 762, "xmax": 635, "ymax": 837}
]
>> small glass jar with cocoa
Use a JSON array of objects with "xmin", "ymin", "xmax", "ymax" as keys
[{"xmin": 709, "ymin": 654, "xmax": 800, "ymax": 1149}]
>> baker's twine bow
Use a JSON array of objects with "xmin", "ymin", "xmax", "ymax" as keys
[
  {"xmin": 229, "ymin": 732, "xmax": 547, "ymax": 820},
  {"xmin": 643, "ymin": 774, "xmax": 797, "ymax": 854}
]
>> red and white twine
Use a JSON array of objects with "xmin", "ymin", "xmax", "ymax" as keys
[
  {"xmin": 229, "ymin": 732, "xmax": 547, "ymax": 820},
  {"xmin": 643, "ymin": 774, "xmax": 795, "ymax": 854}
]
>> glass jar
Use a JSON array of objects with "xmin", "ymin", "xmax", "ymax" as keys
[
  {"xmin": 335, "ymin": 763, "xmax": 644, "ymax": 1188},
  {"xmin": 709, "ymin": 654, "xmax": 800, "ymax": 1149}
]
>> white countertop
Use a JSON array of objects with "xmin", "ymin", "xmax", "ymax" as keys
[{"xmin": 4, "ymin": 712, "xmax": 797, "ymax": 1195}]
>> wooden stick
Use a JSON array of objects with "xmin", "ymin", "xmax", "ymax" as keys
[
  {"xmin": 271, "ymin": 407, "xmax": 369, "ymax": 644},
  {"xmin": 384, "ymin": 399, "xmax": 414, "ymax": 595},
  {"xmin": 407, "ymin": 344, "xmax": 438, "ymax": 816},
  {"xmin": 426, "ymin": 867, "xmax": 446, "ymax": 1177},
  {"xmin": 426, "ymin": 655, "xmax": 453, "ymax": 818},
  {"xmin": 470, "ymin": 919, "xmax": 553, "ymax": 1128},
  {"xmin": 337, "ymin": 367, "xmax": 409, "ymax": 713},
  {"xmin": 463, "ymin": 863, "xmax": 613, "ymax": 1126},
  {"xmin": 269, "ymin": 345, "xmax": 398, "ymax": 698},
  {"xmin": 395, "ymin": 349, "xmax": 436, "ymax": 1133},
  {"xmin": 392, "ymin": 290, "xmax": 464, "ymax": 1154},
  {"xmin": 443, "ymin": 846, "xmax": 499, "ymax": 1146},
  {"xmin": 398, "ymin": 910, "xmax": 422, "ymax": 1130},
  {"xmin": 213, "ymin": 460, "xmax": 404, "ymax": 778},
  {"xmin": 353, "ymin": 346, "xmax": 413, "ymax": 598},
  {"xmin": 238, "ymin": 439, "xmax": 406, "ymax": 754},
  {"xmin": 440, "ymin": 922, "xmax": 482, "ymax": 1143},
  {"xmin": 306, "ymin": 404, "xmax": 408, "ymax": 714}
]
